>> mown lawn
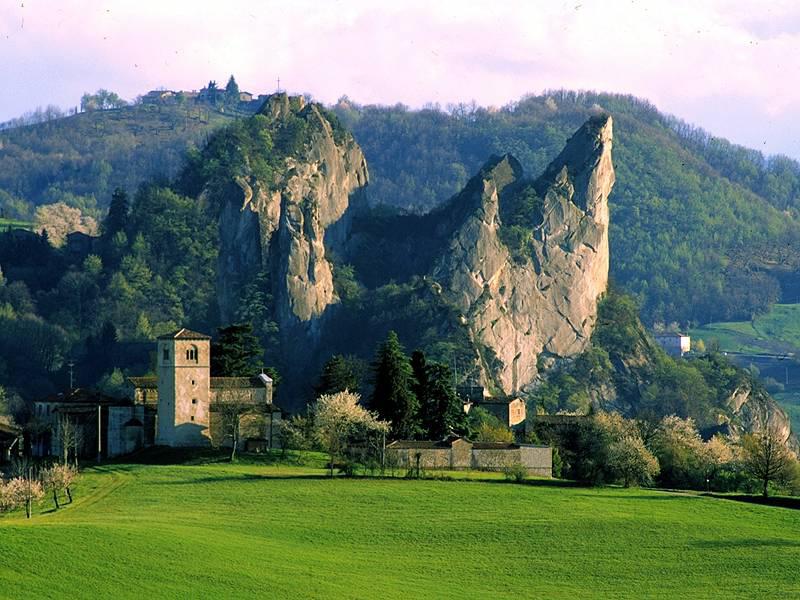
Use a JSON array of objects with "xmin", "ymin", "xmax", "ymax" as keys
[{"xmin": 1, "ymin": 459, "xmax": 799, "ymax": 599}]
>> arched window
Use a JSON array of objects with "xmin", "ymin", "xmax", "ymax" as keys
[{"xmin": 186, "ymin": 345, "xmax": 199, "ymax": 363}]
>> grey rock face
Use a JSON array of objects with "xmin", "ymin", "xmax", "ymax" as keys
[
  {"xmin": 432, "ymin": 115, "xmax": 614, "ymax": 394},
  {"xmin": 726, "ymin": 383, "xmax": 795, "ymax": 449},
  {"xmin": 216, "ymin": 95, "xmax": 368, "ymax": 340}
]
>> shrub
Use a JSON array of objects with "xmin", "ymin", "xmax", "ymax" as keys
[{"xmin": 503, "ymin": 463, "xmax": 528, "ymax": 483}]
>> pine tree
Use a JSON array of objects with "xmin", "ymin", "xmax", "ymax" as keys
[
  {"xmin": 370, "ymin": 331, "xmax": 420, "ymax": 439},
  {"xmin": 211, "ymin": 323, "xmax": 264, "ymax": 377},
  {"xmin": 103, "ymin": 188, "xmax": 129, "ymax": 238},
  {"xmin": 225, "ymin": 75, "xmax": 240, "ymax": 107},
  {"xmin": 316, "ymin": 354, "xmax": 360, "ymax": 396},
  {"xmin": 422, "ymin": 363, "xmax": 467, "ymax": 439}
]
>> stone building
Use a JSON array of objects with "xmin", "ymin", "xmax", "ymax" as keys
[
  {"xmin": 31, "ymin": 388, "xmax": 149, "ymax": 460},
  {"xmin": 471, "ymin": 397, "xmax": 526, "ymax": 428},
  {"xmin": 386, "ymin": 437, "xmax": 552, "ymax": 476},
  {"xmin": 30, "ymin": 328, "xmax": 281, "ymax": 461},
  {"xmin": 0, "ymin": 419, "xmax": 21, "ymax": 464},
  {"xmin": 129, "ymin": 329, "xmax": 281, "ymax": 450},
  {"xmin": 654, "ymin": 332, "xmax": 691, "ymax": 357}
]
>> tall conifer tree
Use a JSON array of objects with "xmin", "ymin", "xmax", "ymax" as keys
[{"xmin": 371, "ymin": 331, "xmax": 420, "ymax": 439}]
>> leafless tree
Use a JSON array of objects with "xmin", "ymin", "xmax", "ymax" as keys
[
  {"xmin": 217, "ymin": 400, "xmax": 259, "ymax": 462},
  {"xmin": 58, "ymin": 414, "xmax": 83, "ymax": 466}
]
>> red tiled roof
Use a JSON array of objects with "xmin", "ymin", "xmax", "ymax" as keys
[{"xmin": 157, "ymin": 328, "xmax": 211, "ymax": 340}]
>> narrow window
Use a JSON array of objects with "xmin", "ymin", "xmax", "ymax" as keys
[
  {"xmin": 192, "ymin": 398, "xmax": 197, "ymax": 405},
  {"xmin": 163, "ymin": 348, "xmax": 169, "ymax": 361},
  {"xmin": 190, "ymin": 416, "xmax": 195, "ymax": 421},
  {"xmin": 186, "ymin": 349, "xmax": 191, "ymax": 360}
]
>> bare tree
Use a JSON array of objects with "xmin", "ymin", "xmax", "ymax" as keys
[
  {"xmin": 741, "ymin": 428, "xmax": 795, "ymax": 497},
  {"xmin": 217, "ymin": 400, "xmax": 259, "ymax": 462},
  {"xmin": 58, "ymin": 414, "xmax": 83, "ymax": 466}
]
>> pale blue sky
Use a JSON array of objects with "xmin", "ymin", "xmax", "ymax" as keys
[{"xmin": 2, "ymin": 0, "xmax": 799, "ymax": 158}]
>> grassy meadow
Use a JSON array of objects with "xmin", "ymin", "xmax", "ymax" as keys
[
  {"xmin": 691, "ymin": 303, "xmax": 800, "ymax": 355},
  {"xmin": 1, "ymin": 455, "xmax": 799, "ymax": 599},
  {"xmin": 0, "ymin": 218, "xmax": 33, "ymax": 231}
]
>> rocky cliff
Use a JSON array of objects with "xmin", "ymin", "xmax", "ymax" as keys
[
  {"xmin": 430, "ymin": 115, "xmax": 614, "ymax": 394},
  {"xmin": 725, "ymin": 383, "xmax": 795, "ymax": 448},
  {"xmin": 215, "ymin": 94, "xmax": 368, "ymax": 342}
]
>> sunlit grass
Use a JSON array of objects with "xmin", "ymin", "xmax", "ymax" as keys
[{"xmin": 1, "ymin": 458, "xmax": 798, "ymax": 599}]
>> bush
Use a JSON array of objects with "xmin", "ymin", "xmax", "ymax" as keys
[
  {"xmin": 503, "ymin": 463, "xmax": 528, "ymax": 483},
  {"xmin": 338, "ymin": 460, "xmax": 357, "ymax": 478}
]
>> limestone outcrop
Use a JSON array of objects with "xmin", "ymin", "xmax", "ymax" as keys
[
  {"xmin": 725, "ymin": 383, "xmax": 796, "ymax": 449},
  {"xmin": 431, "ymin": 115, "xmax": 614, "ymax": 394},
  {"xmin": 215, "ymin": 94, "xmax": 368, "ymax": 340}
]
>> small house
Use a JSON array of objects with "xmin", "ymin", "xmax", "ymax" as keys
[{"xmin": 654, "ymin": 332, "xmax": 691, "ymax": 357}]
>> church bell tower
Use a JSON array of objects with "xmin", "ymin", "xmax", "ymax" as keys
[{"xmin": 156, "ymin": 329, "xmax": 212, "ymax": 447}]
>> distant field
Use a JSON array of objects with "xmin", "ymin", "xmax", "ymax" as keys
[
  {"xmin": 0, "ymin": 218, "xmax": 33, "ymax": 230},
  {"xmin": 1, "ymin": 457, "xmax": 799, "ymax": 599},
  {"xmin": 691, "ymin": 303, "xmax": 800, "ymax": 355},
  {"xmin": 691, "ymin": 304, "xmax": 800, "ymax": 431}
]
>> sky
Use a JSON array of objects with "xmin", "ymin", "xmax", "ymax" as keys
[{"xmin": 2, "ymin": 0, "xmax": 800, "ymax": 158}]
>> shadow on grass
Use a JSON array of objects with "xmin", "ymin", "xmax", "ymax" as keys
[
  {"xmin": 104, "ymin": 446, "xmax": 322, "ymax": 468},
  {"xmin": 152, "ymin": 473, "xmax": 336, "ymax": 485},
  {"xmin": 705, "ymin": 493, "xmax": 800, "ymax": 511},
  {"xmin": 150, "ymin": 472, "xmax": 589, "ymax": 487},
  {"xmin": 692, "ymin": 538, "xmax": 800, "ymax": 548}
]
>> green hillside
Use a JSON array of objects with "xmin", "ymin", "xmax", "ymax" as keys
[
  {"xmin": 335, "ymin": 92, "xmax": 800, "ymax": 326},
  {"xmin": 0, "ymin": 104, "xmax": 238, "ymax": 219},
  {"xmin": 1, "ymin": 460, "xmax": 799, "ymax": 599},
  {"xmin": 692, "ymin": 304, "xmax": 800, "ymax": 355},
  {"xmin": 3, "ymin": 92, "xmax": 800, "ymax": 325},
  {"xmin": 691, "ymin": 304, "xmax": 800, "ymax": 433}
]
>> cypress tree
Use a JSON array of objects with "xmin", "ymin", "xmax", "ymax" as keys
[
  {"xmin": 371, "ymin": 331, "xmax": 420, "ymax": 439},
  {"xmin": 103, "ymin": 188, "xmax": 129, "ymax": 238},
  {"xmin": 211, "ymin": 323, "xmax": 264, "ymax": 377},
  {"xmin": 422, "ymin": 363, "xmax": 467, "ymax": 439}
]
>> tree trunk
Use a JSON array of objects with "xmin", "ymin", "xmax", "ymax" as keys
[
  {"xmin": 25, "ymin": 498, "xmax": 31, "ymax": 519},
  {"xmin": 763, "ymin": 477, "xmax": 769, "ymax": 498},
  {"xmin": 330, "ymin": 450, "xmax": 335, "ymax": 478},
  {"xmin": 53, "ymin": 489, "xmax": 60, "ymax": 510},
  {"xmin": 66, "ymin": 486, "xmax": 73, "ymax": 503}
]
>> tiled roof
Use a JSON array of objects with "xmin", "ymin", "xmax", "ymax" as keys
[
  {"xmin": 475, "ymin": 397, "xmax": 519, "ymax": 405},
  {"xmin": 36, "ymin": 388, "xmax": 132, "ymax": 406},
  {"xmin": 472, "ymin": 442, "xmax": 520, "ymax": 450},
  {"xmin": 128, "ymin": 376, "xmax": 157, "ymax": 389},
  {"xmin": 157, "ymin": 328, "xmax": 212, "ymax": 340},
  {"xmin": 210, "ymin": 377, "xmax": 270, "ymax": 389},
  {"xmin": 128, "ymin": 376, "xmax": 270, "ymax": 389},
  {"xmin": 387, "ymin": 436, "xmax": 468, "ymax": 449}
]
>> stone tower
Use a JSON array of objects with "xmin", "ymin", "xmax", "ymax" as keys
[{"xmin": 156, "ymin": 329, "xmax": 212, "ymax": 447}]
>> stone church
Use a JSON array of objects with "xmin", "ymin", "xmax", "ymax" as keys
[
  {"xmin": 129, "ymin": 328, "xmax": 281, "ymax": 450},
  {"xmin": 33, "ymin": 329, "xmax": 281, "ymax": 460}
]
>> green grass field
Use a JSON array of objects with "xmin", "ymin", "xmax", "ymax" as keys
[
  {"xmin": 1, "ymin": 457, "xmax": 799, "ymax": 599},
  {"xmin": 691, "ymin": 303, "xmax": 800, "ymax": 355},
  {"xmin": 0, "ymin": 218, "xmax": 33, "ymax": 231}
]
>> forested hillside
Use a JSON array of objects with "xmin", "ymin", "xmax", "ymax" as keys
[
  {"xmin": 3, "ymin": 92, "xmax": 799, "ymax": 325},
  {"xmin": 333, "ymin": 92, "xmax": 800, "ymax": 326},
  {"xmin": 0, "ymin": 104, "xmax": 238, "ymax": 220}
]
